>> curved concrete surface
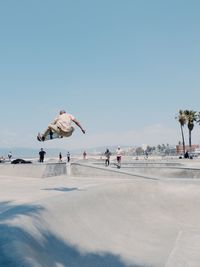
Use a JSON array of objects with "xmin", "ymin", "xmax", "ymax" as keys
[
  {"xmin": 120, "ymin": 166, "xmax": 200, "ymax": 179},
  {"xmin": 0, "ymin": 162, "xmax": 200, "ymax": 266},
  {"xmin": 71, "ymin": 162, "xmax": 200, "ymax": 179},
  {"xmin": 70, "ymin": 162, "xmax": 154, "ymax": 179}
]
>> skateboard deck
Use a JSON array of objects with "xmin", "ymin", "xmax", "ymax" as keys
[
  {"xmin": 37, "ymin": 131, "xmax": 63, "ymax": 142},
  {"xmin": 114, "ymin": 163, "xmax": 121, "ymax": 169}
]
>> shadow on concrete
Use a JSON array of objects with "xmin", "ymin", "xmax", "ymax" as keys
[
  {"xmin": 0, "ymin": 201, "xmax": 148, "ymax": 267},
  {"xmin": 0, "ymin": 201, "xmax": 44, "ymax": 267},
  {"xmin": 42, "ymin": 187, "xmax": 79, "ymax": 192},
  {"xmin": 0, "ymin": 201, "xmax": 43, "ymax": 221}
]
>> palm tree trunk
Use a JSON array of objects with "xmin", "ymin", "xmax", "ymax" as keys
[
  {"xmin": 189, "ymin": 130, "xmax": 192, "ymax": 151},
  {"xmin": 180, "ymin": 125, "xmax": 185, "ymax": 154}
]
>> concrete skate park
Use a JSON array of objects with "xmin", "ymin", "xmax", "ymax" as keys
[{"xmin": 0, "ymin": 157, "xmax": 200, "ymax": 267}]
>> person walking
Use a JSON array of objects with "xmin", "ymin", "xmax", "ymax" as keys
[
  {"xmin": 59, "ymin": 152, "xmax": 62, "ymax": 162},
  {"xmin": 67, "ymin": 151, "xmax": 70, "ymax": 162},
  {"xmin": 8, "ymin": 151, "xmax": 12, "ymax": 161},
  {"xmin": 39, "ymin": 148, "xmax": 46, "ymax": 163},
  {"xmin": 83, "ymin": 151, "xmax": 87, "ymax": 159},
  {"xmin": 116, "ymin": 146, "xmax": 122, "ymax": 168},
  {"xmin": 37, "ymin": 110, "xmax": 85, "ymax": 141},
  {"xmin": 105, "ymin": 148, "xmax": 111, "ymax": 166}
]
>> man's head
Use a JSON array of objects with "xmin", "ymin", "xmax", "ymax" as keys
[{"xmin": 60, "ymin": 110, "xmax": 66, "ymax": 115}]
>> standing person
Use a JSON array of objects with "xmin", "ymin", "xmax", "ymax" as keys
[
  {"xmin": 67, "ymin": 151, "xmax": 70, "ymax": 162},
  {"xmin": 116, "ymin": 146, "xmax": 122, "ymax": 168},
  {"xmin": 39, "ymin": 148, "xmax": 46, "ymax": 163},
  {"xmin": 37, "ymin": 109, "xmax": 86, "ymax": 141},
  {"xmin": 8, "ymin": 151, "xmax": 12, "ymax": 161},
  {"xmin": 184, "ymin": 151, "xmax": 189, "ymax": 159},
  {"xmin": 105, "ymin": 148, "xmax": 111, "ymax": 166},
  {"xmin": 59, "ymin": 152, "xmax": 62, "ymax": 162},
  {"xmin": 83, "ymin": 151, "xmax": 87, "ymax": 159},
  {"xmin": 144, "ymin": 151, "xmax": 148, "ymax": 160}
]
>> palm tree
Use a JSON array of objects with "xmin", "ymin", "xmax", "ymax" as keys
[
  {"xmin": 184, "ymin": 110, "xmax": 197, "ymax": 151},
  {"xmin": 175, "ymin": 110, "xmax": 186, "ymax": 154}
]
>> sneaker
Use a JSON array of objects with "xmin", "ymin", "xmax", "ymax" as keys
[
  {"xmin": 37, "ymin": 133, "xmax": 44, "ymax": 142},
  {"xmin": 37, "ymin": 135, "xmax": 42, "ymax": 142}
]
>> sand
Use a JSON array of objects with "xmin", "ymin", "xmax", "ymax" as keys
[{"xmin": 0, "ymin": 158, "xmax": 200, "ymax": 267}]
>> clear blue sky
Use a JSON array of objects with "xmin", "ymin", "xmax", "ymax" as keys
[{"xmin": 1, "ymin": 0, "xmax": 200, "ymax": 150}]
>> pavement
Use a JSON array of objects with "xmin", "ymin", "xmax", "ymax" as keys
[{"xmin": 0, "ymin": 158, "xmax": 200, "ymax": 267}]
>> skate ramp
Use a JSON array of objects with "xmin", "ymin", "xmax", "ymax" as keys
[
  {"xmin": 94, "ymin": 161, "xmax": 183, "ymax": 168},
  {"xmin": 120, "ymin": 166, "xmax": 200, "ymax": 179},
  {"xmin": 0, "ymin": 163, "xmax": 66, "ymax": 178},
  {"xmin": 1, "ymin": 178, "xmax": 200, "ymax": 267},
  {"xmin": 71, "ymin": 162, "xmax": 200, "ymax": 179},
  {"xmin": 71, "ymin": 162, "xmax": 157, "ymax": 180}
]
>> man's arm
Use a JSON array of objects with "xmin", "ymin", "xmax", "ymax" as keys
[{"xmin": 72, "ymin": 118, "xmax": 86, "ymax": 134}]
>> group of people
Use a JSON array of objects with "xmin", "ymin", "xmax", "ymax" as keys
[
  {"xmin": 39, "ymin": 148, "xmax": 71, "ymax": 163},
  {"xmin": 104, "ymin": 146, "xmax": 122, "ymax": 167},
  {"xmin": 59, "ymin": 151, "xmax": 71, "ymax": 162},
  {"xmin": 37, "ymin": 109, "xmax": 123, "ymax": 167},
  {"xmin": 0, "ymin": 152, "xmax": 12, "ymax": 163},
  {"xmin": 1, "ymin": 109, "xmax": 124, "ymax": 166}
]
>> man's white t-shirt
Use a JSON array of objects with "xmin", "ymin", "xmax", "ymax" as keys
[
  {"xmin": 116, "ymin": 148, "xmax": 122, "ymax": 157},
  {"xmin": 55, "ymin": 113, "xmax": 75, "ymax": 132}
]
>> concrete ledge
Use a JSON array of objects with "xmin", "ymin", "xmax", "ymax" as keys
[
  {"xmin": 71, "ymin": 162, "xmax": 200, "ymax": 180},
  {"xmin": 0, "ymin": 163, "xmax": 67, "ymax": 178},
  {"xmin": 120, "ymin": 166, "xmax": 200, "ymax": 178},
  {"xmin": 94, "ymin": 161, "xmax": 183, "ymax": 167},
  {"xmin": 70, "ymin": 162, "xmax": 158, "ymax": 180}
]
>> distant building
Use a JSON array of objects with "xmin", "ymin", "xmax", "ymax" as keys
[{"xmin": 176, "ymin": 144, "xmax": 200, "ymax": 154}]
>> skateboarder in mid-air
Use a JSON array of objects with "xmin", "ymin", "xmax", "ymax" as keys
[{"xmin": 37, "ymin": 110, "xmax": 85, "ymax": 141}]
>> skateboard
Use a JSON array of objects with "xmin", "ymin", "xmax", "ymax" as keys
[{"xmin": 37, "ymin": 131, "xmax": 63, "ymax": 142}]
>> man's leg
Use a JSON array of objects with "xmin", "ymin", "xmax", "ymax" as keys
[
  {"xmin": 49, "ymin": 130, "xmax": 54, "ymax": 139},
  {"xmin": 43, "ymin": 124, "xmax": 61, "ymax": 138},
  {"xmin": 39, "ymin": 125, "xmax": 74, "ymax": 141}
]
